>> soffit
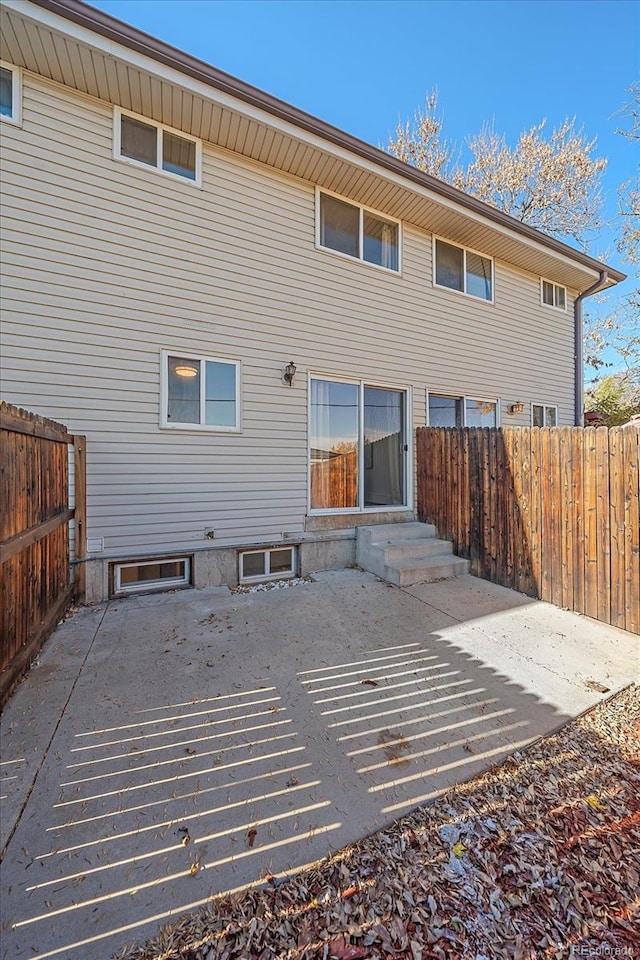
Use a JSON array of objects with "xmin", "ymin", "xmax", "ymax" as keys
[{"xmin": 0, "ymin": 2, "xmax": 623, "ymax": 294}]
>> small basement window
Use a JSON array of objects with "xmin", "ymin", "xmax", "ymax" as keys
[
  {"xmin": 239, "ymin": 546, "xmax": 297, "ymax": 584},
  {"xmin": 114, "ymin": 108, "xmax": 201, "ymax": 183},
  {"xmin": 541, "ymin": 279, "xmax": 566, "ymax": 310},
  {"xmin": 0, "ymin": 61, "xmax": 21, "ymax": 125},
  {"xmin": 113, "ymin": 557, "xmax": 191, "ymax": 595}
]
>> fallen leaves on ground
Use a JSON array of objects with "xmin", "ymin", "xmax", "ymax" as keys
[{"xmin": 116, "ymin": 685, "xmax": 640, "ymax": 960}]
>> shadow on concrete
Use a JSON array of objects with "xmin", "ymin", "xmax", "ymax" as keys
[{"xmin": 0, "ymin": 571, "xmax": 634, "ymax": 959}]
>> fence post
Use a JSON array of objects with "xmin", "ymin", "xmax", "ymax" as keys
[{"xmin": 73, "ymin": 436, "xmax": 87, "ymax": 603}]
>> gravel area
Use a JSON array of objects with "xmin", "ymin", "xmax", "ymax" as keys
[{"xmin": 116, "ymin": 684, "xmax": 639, "ymax": 960}]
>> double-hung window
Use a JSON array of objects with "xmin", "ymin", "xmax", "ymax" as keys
[
  {"xmin": 317, "ymin": 190, "xmax": 400, "ymax": 272},
  {"xmin": 428, "ymin": 393, "xmax": 499, "ymax": 427},
  {"xmin": 531, "ymin": 403, "xmax": 558, "ymax": 427},
  {"xmin": 161, "ymin": 352, "xmax": 240, "ymax": 430},
  {"xmin": 434, "ymin": 237, "xmax": 493, "ymax": 302},
  {"xmin": 0, "ymin": 62, "xmax": 21, "ymax": 126},
  {"xmin": 115, "ymin": 108, "xmax": 201, "ymax": 183},
  {"xmin": 541, "ymin": 279, "xmax": 566, "ymax": 310}
]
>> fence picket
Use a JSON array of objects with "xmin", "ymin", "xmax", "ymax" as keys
[{"xmin": 623, "ymin": 427, "xmax": 640, "ymax": 635}]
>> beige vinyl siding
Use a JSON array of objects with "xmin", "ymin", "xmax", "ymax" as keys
[{"xmin": 1, "ymin": 73, "xmax": 576, "ymax": 554}]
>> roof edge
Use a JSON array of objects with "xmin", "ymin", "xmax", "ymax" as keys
[{"xmin": 27, "ymin": 0, "xmax": 626, "ymax": 287}]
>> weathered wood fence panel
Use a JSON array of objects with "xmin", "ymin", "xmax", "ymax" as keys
[
  {"xmin": 417, "ymin": 426, "xmax": 639, "ymax": 635},
  {"xmin": 0, "ymin": 402, "xmax": 86, "ymax": 707}
]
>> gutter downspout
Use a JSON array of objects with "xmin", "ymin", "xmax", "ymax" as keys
[{"xmin": 574, "ymin": 270, "xmax": 608, "ymax": 426}]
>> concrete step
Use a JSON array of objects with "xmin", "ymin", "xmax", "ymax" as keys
[
  {"xmin": 388, "ymin": 554, "xmax": 470, "ymax": 587},
  {"xmin": 356, "ymin": 521, "xmax": 468, "ymax": 587},
  {"xmin": 358, "ymin": 522, "xmax": 437, "ymax": 545},
  {"xmin": 381, "ymin": 538, "xmax": 453, "ymax": 563}
]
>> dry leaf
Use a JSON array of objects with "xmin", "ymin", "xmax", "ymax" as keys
[
  {"xmin": 247, "ymin": 828, "xmax": 257, "ymax": 848},
  {"xmin": 360, "ymin": 678, "xmax": 379, "ymax": 686},
  {"xmin": 189, "ymin": 857, "xmax": 200, "ymax": 877},
  {"xmin": 585, "ymin": 680, "xmax": 611, "ymax": 693},
  {"xmin": 178, "ymin": 826, "xmax": 191, "ymax": 846},
  {"xmin": 585, "ymin": 795, "xmax": 606, "ymax": 811},
  {"xmin": 327, "ymin": 936, "xmax": 367, "ymax": 959},
  {"xmin": 340, "ymin": 885, "xmax": 358, "ymax": 899}
]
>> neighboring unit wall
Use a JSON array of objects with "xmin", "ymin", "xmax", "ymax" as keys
[{"xmin": 0, "ymin": 73, "xmax": 576, "ymax": 595}]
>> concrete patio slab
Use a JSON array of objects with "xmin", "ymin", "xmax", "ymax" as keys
[{"xmin": 1, "ymin": 571, "xmax": 637, "ymax": 960}]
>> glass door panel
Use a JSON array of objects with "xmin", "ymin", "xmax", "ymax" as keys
[
  {"xmin": 310, "ymin": 379, "xmax": 359, "ymax": 509},
  {"xmin": 363, "ymin": 387, "xmax": 404, "ymax": 507}
]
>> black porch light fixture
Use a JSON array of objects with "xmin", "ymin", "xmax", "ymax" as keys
[{"xmin": 283, "ymin": 360, "xmax": 297, "ymax": 386}]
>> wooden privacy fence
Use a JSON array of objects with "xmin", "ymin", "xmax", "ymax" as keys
[
  {"xmin": 0, "ymin": 402, "xmax": 86, "ymax": 707},
  {"xmin": 417, "ymin": 426, "xmax": 639, "ymax": 635}
]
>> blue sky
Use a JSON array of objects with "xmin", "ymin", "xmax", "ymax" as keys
[{"xmin": 91, "ymin": 0, "xmax": 638, "ymax": 368}]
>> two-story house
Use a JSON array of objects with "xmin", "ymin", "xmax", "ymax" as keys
[{"xmin": 0, "ymin": 0, "xmax": 625, "ymax": 603}]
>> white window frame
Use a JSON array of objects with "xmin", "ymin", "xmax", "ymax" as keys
[
  {"xmin": 540, "ymin": 278, "xmax": 567, "ymax": 312},
  {"xmin": 160, "ymin": 349, "xmax": 241, "ymax": 432},
  {"xmin": 113, "ymin": 107, "xmax": 202, "ymax": 185},
  {"xmin": 0, "ymin": 61, "xmax": 22, "ymax": 127},
  {"xmin": 432, "ymin": 235, "xmax": 495, "ymax": 304},
  {"xmin": 113, "ymin": 557, "xmax": 191, "ymax": 595},
  {"xmin": 531, "ymin": 402, "xmax": 558, "ymax": 427},
  {"xmin": 239, "ymin": 546, "xmax": 297, "ymax": 584},
  {"xmin": 308, "ymin": 373, "xmax": 413, "ymax": 515},
  {"xmin": 315, "ymin": 187, "xmax": 402, "ymax": 275},
  {"xmin": 426, "ymin": 391, "xmax": 501, "ymax": 427}
]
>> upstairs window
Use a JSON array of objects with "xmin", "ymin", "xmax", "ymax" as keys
[
  {"xmin": 541, "ymin": 279, "xmax": 566, "ymax": 311},
  {"xmin": 317, "ymin": 190, "xmax": 400, "ymax": 272},
  {"xmin": 434, "ymin": 238, "xmax": 493, "ymax": 302},
  {"xmin": 532, "ymin": 403, "xmax": 558, "ymax": 427},
  {"xmin": 115, "ymin": 109, "xmax": 201, "ymax": 183},
  {"xmin": 161, "ymin": 352, "xmax": 240, "ymax": 430},
  {"xmin": 0, "ymin": 62, "xmax": 21, "ymax": 125}
]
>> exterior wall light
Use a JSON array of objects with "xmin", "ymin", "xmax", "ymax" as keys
[
  {"xmin": 283, "ymin": 361, "xmax": 297, "ymax": 386},
  {"xmin": 509, "ymin": 401, "xmax": 525, "ymax": 415}
]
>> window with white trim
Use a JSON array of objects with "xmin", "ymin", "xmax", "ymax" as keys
[
  {"xmin": 317, "ymin": 190, "xmax": 400, "ymax": 272},
  {"xmin": 541, "ymin": 279, "xmax": 566, "ymax": 310},
  {"xmin": 115, "ymin": 108, "xmax": 201, "ymax": 183},
  {"xmin": 113, "ymin": 557, "xmax": 191, "ymax": 595},
  {"xmin": 428, "ymin": 393, "xmax": 499, "ymax": 427},
  {"xmin": 434, "ymin": 238, "xmax": 493, "ymax": 302},
  {"xmin": 162, "ymin": 352, "xmax": 240, "ymax": 430},
  {"xmin": 239, "ymin": 547, "xmax": 297, "ymax": 583},
  {"xmin": 0, "ymin": 62, "xmax": 21, "ymax": 126},
  {"xmin": 532, "ymin": 403, "xmax": 558, "ymax": 427}
]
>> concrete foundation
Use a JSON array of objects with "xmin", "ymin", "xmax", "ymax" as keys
[{"xmin": 82, "ymin": 528, "xmax": 360, "ymax": 604}]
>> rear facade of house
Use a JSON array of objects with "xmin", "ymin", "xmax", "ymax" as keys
[{"xmin": 0, "ymin": 0, "xmax": 624, "ymax": 602}]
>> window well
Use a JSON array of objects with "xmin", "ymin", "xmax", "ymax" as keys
[
  {"xmin": 113, "ymin": 557, "xmax": 191, "ymax": 595},
  {"xmin": 239, "ymin": 547, "xmax": 297, "ymax": 584}
]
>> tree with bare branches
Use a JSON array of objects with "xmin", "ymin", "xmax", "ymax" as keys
[{"xmin": 387, "ymin": 92, "xmax": 607, "ymax": 247}]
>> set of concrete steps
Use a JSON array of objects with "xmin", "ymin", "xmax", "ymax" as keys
[{"xmin": 356, "ymin": 522, "xmax": 469, "ymax": 587}]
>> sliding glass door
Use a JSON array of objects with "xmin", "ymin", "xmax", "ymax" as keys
[{"xmin": 310, "ymin": 378, "xmax": 407, "ymax": 511}]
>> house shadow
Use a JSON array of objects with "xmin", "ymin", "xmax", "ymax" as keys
[{"xmin": 1, "ymin": 569, "xmax": 629, "ymax": 960}]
